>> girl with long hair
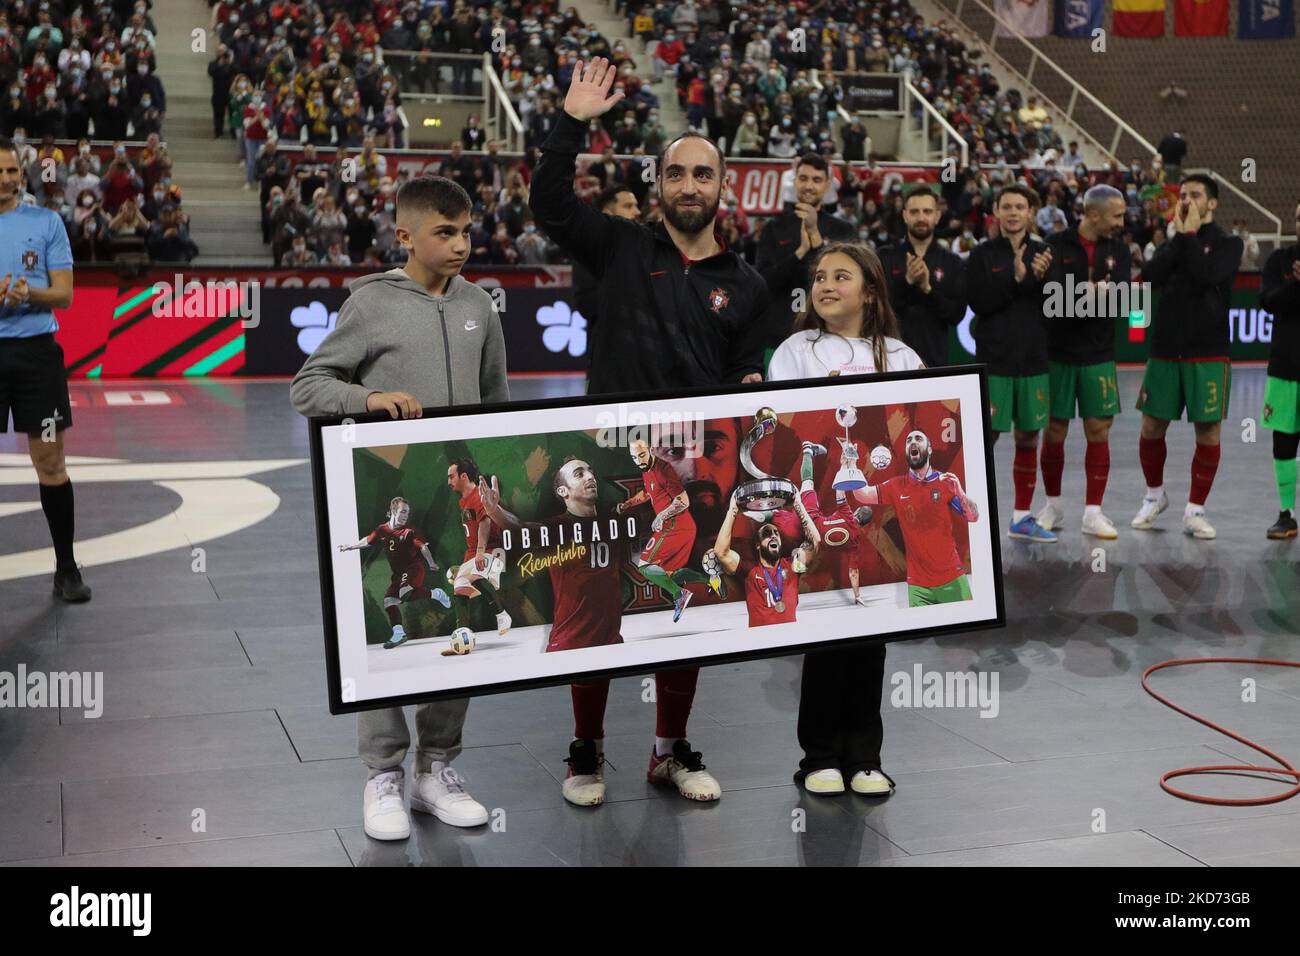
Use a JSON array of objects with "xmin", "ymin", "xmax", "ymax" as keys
[
  {"xmin": 769, "ymin": 241, "xmax": 924, "ymax": 379},
  {"xmin": 766, "ymin": 240, "xmax": 921, "ymax": 798}
]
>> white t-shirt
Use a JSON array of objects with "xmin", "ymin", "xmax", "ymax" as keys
[{"xmin": 767, "ymin": 331, "xmax": 924, "ymax": 380}]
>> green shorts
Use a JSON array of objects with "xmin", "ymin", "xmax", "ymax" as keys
[
  {"xmin": 1136, "ymin": 358, "xmax": 1230, "ymax": 423},
  {"xmin": 988, "ymin": 373, "xmax": 1049, "ymax": 433},
  {"xmin": 1261, "ymin": 376, "xmax": 1300, "ymax": 433},
  {"xmin": 908, "ymin": 574, "xmax": 972, "ymax": 607},
  {"xmin": 1048, "ymin": 360, "xmax": 1121, "ymax": 420}
]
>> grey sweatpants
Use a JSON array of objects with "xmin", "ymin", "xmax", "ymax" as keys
[{"xmin": 358, "ymin": 697, "xmax": 470, "ymax": 779}]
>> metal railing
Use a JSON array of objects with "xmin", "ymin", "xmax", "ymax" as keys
[
  {"xmin": 934, "ymin": 0, "xmax": 1282, "ymax": 237},
  {"xmin": 903, "ymin": 78, "xmax": 969, "ymax": 167},
  {"xmin": 482, "ymin": 53, "xmax": 526, "ymax": 154}
]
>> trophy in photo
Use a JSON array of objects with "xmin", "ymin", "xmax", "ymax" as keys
[
  {"xmin": 832, "ymin": 403, "xmax": 867, "ymax": 491},
  {"xmin": 736, "ymin": 407, "xmax": 798, "ymax": 511}
]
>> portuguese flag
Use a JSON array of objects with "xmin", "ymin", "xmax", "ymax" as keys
[
  {"xmin": 1114, "ymin": 0, "xmax": 1166, "ymax": 35},
  {"xmin": 1175, "ymin": 0, "xmax": 1230, "ymax": 34}
]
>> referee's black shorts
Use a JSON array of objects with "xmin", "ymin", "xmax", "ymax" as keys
[{"xmin": 0, "ymin": 333, "xmax": 74, "ymax": 435}]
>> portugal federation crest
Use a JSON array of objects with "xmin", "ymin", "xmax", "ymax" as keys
[
  {"xmin": 933, "ymin": 267, "xmax": 944, "ymax": 283},
  {"xmin": 707, "ymin": 287, "xmax": 730, "ymax": 313},
  {"xmin": 22, "ymin": 249, "xmax": 38, "ymax": 271}
]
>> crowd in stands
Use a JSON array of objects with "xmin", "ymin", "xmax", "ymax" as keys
[
  {"xmin": 9, "ymin": 130, "xmax": 196, "ymax": 263},
  {"xmin": 0, "ymin": 0, "xmax": 190, "ymax": 262},
  {"xmin": 0, "ymin": 0, "xmax": 168, "ymax": 142},
  {"xmin": 197, "ymin": 0, "xmax": 1258, "ymax": 271}
]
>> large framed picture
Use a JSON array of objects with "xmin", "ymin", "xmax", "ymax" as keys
[{"xmin": 309, "ymin": 367, "xmax": 1004, "ymax": 713}]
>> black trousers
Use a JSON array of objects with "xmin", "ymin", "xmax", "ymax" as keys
[{"xmin": 796, "ymin": 642, "xmax": 886, "ymax": 776}]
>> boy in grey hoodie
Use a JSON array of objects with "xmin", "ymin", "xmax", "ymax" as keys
[{"xmin": 292, "ymin": 176, "xmax": 508, "ymax": 841}]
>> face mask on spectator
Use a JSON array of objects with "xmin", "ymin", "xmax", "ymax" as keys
[
  {"xmin": 353, "ymin": 205, "xmax": 365, "ymax": 216},
  {"xmin": 384, "ymin": 201, "xmax": 395, "ymax": 212},
  {"xmin": 81, "ymin": 194, "xmax": 94, "ymax": 206},
  {"xmin": 152, "ymin": 189, "xmax": 164, "ymax": 201},
  {"xmin": 110, "ymin": 83, "xmax": 121, "ymax": 93},
  {"xmin": 272, "ymin": 194, "xmax": 284, "ymax": 205}
]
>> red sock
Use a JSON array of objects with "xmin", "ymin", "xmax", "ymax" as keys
[
  {"xmin": 571, "ymin": 679, "xmax": 610, "ymax": 740},
  {"xmin": 385, "ymin": 604, "xmax": 401, "ymax": 626},
  {"xmin": 654, "ymin": 668, "xmax": 699, "ymax": 738},
  {"xmin": 1040, "ymin": 439, "xmax": 1065, "ymax": 497},
  {"xmin": 1189, "ymin": 442, "xmax": 1221, "ymax": 506},
  {"xmin": 1084, "ymin": 440, "xmax": 1110, "ymax": 506},
  {"xmin": 1013, "ymin": 445, "xmax": 1037, "ymax": 511},
  {"xmin": 1138, "ymin": 435, "xmax": 1167, "ymax": 490}
]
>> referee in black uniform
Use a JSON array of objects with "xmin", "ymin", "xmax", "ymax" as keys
[{"xmin": 0, "ymin": 137, "xmax": 91, "ymax": 601}]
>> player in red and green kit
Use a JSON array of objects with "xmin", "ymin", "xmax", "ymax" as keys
[
  {"xmin": 853, "ymin": 429, "xmax": 979, "ymax": 606},
  {"xmin": 446, "ymin": 458, "xmax": 512, "ymax": 640},
  {"xmin": 1131, "ymin": 174, "xmax": 1243, "ymax": 539},
  {"xmin": 711, "ymin": 484, "xmax": 822, "ymax": 626},
  {"xmin": 337, "ymin": 497, "xmax": 451, "ymax": 648},
  {"xmin": 1259, "ymin": 203, "xmax": 1300, "ymax": 539},
  {"xmin": 477, "ymin": 460, "xmax": 722, "ymax": 808},
  {"xmin": 616, "ymin": 439, "xmax": 712, "ymax": 621}
]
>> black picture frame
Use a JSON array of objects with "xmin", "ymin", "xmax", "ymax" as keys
[{"xmin": 309, "ymin": 365, "xmax": 1004, "ymax": 714}]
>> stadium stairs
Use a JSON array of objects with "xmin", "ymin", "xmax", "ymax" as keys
[{"xmin": 155, "ymin": 0, "xmax": 270, "ymax": 265}]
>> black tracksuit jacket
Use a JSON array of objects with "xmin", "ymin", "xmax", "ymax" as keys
[{"xmin": 530, "ymin": 110, "xmax": 773, "ymax": 395}]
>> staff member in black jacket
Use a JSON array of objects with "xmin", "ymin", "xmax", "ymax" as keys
[
  {"xmin": 1131, "ymin": 174, "xmax": 1243, "ymax": 540},
  {"xmin": 1258, "ymin": 204, "xmax": 1300, "ymax": 539},
  {"xmin": 1036, "ymin": 184, "xmax": 1130, "ymax": 541},
  {"xmin": 754, "ymin": 153, "xmax": 856, "ymax": 352},
  {"xmin": 572, "ymin": 185, "xmax": 641, "ymax": 390},
  {"xmin": 531, "ymin": 57, "xmax": 771, "ymax": 396},
  {"xmin": 879, "ymin": 183, "xmax": 967, "ymax": 367},
  {"xmin": 529, "ymin": 57, "xmax": 777, "ymax": 807},
  {"xmin": 968, "ymin": 184, "xmax": 1056, "ymax": 542}
]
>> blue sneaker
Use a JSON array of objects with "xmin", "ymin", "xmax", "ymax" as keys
[
  {"xmin": 383, "ymin": 626, "xmax": 409, "ymax": 649},
  {"xmin": 432, "ymin": 587, "xmax": 451, "ymax": 608},
  {"xmin": 672, "ymin": 588, "xmax": 693, "ymax": 623},
  {"xmin": 1009, "ymin": 514, "xmax": 1058, "ymax": 543}
]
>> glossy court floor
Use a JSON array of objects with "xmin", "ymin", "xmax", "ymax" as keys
[{"xmin": 2, "ymin": 368, "xmax": 1299, "ymax": 867}]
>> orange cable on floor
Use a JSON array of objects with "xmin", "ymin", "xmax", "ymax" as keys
[{"xmin": 1142, "ymin": 658, "xmax": 1300, "ymax": 806}]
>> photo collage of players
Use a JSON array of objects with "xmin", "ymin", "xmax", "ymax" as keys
[{"xmin": 336, "ymin": 395, "xmax": 981, "ymax": 661}]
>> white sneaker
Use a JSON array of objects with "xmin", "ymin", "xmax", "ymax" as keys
[
  {"xmin": 1184, "ymin": 509, "xmax": 1217, "ymax": 539},
  {"xmin": 1081, "ymin": 510, "xmax": 1118, "ymax": 539},
  {"xmin": 1035, "ymin": 502, "xmax": 1064, "ymax": 531},
  {"xmin": 411, "ymin": 763, "xmax": 489, "ymax": 827},
  {"xmin": 562, "ymin": 739, "xmax": 606, "ymax": 807},
  {"xmin": 362, "ymin": 770, "xmax": 410, "ymax": 840},
  {"xmin": 1131, "ymin": 491, "xmax": 1169, "ymax": 529},
  {"xmin": 647, "ymin": 740, "xmax": 721, "ymax": 801},
  {"xmin": 850, "ymin": 770, "xmax": 895, "ymax": 796},
  {"xmin": 495, "ymin": 610, "xmax": 511, "ymax": 635},
  {"xmin": 804, "ymin": 768, "xmax": 845, "ymax": 795}
]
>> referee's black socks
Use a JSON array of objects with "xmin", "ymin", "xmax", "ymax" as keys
[{"xmin": 39, "ymin": 479, "xmax": 77, "ymax": 568}]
